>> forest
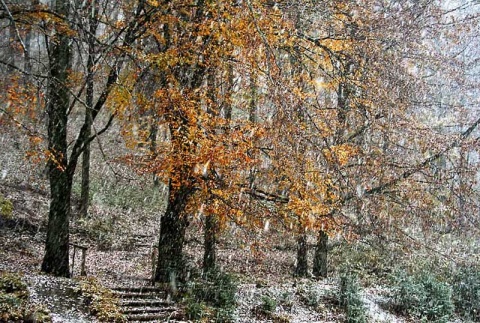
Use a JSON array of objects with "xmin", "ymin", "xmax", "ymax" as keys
[{"xmin": 0, "ymin": 0, "xmax": 480, "ymax": 322}]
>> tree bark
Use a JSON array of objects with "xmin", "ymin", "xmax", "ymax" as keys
[
  {"xmin": 154, "ymin": 105, "xmax": 196, "ymax": 285},
  {"xmin": 154, "ymin": 0, "xmax": 208, "ymax": 285},
  {"xmin": 41, "ymin": 0, "xmax": 71, "ymax": 277},
  {"xmin": 313, "ymin": 230, "xmax": 328, "ymax": 278},
  {"xmin": 295, "ymin": 233, "xmax": 309, "ymax": 277},
  {"xmin": 149, "ymin": 119, "xmax": 159, "ymax": 186},
  {"xmin": 79, "ymin": 123, "xmax": 91, "ymax": 217},
  {"xmin": 79, "ymin": 1, "xmax": 98, "ymax": 218},
  {"xmin": 42, "ymin": 169, "xmax": 72, "ymax": 276},
  {"xmin": 202, "ymin": 68, "xmax": 224, "ymax": 275},
  {"xmin": 23, "ymin": 0, "xmax": 39, "ymax": 75},
  {"xmin": 203, "ymin": 213, "xmax": 218, "ymax": 275},
  {"xmin": 155, "ymin": 182, "xmax": 192, "ymax": 284}
]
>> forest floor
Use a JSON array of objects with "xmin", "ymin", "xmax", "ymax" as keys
[
  {"xmin": 0, "ymin": 181, "xmax": 409, "ymax": 323},
  {"xmin": 0, "ymin": 125, "xmax": 467, "ymax": 323}
]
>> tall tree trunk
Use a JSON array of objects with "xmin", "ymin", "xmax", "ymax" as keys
[
  {"xmin": 223, "ymin": 62, "xmax": 233, "ymax": 122},
  {"xmin": 42, "ymin": 170, "xmax": 72, "ymax": 276},
  {"xmin": 313, "ymin": 230, "xmax": 328, "ymax": 278},
  {"xmin": 23, "ymin": 25, "xmax": 32, "ymax": 75},
  {"xmin": 23, "ymin": 0, "xmax": 39, "ymax": 75},
  {"xmin": 155, "ymin": 2, "xmax": 207, "ymax": 285},
  {"xmin": 202, "ymin": 62, "xmax": 234, "ymax": 275},
  {"xmin": 79, "ymin": 1, "xmax": 98, "ymax": 218},
  {"xmin": 203, "ymin": 213, "xmax": 218, "ymax": 275},
  {"xmin": 249, "ymin": 71, "xmax": 257, "ymax": 123},
  {"xmin": 41, "ymin": 0, "xmax": 71, "ymax": 277},
  {"xmin": 154, "ymin": 111, "xmax": 196, "ymax": 284},
  {"xmin": 312, "ymin": 61, "xmax": 353, "ymax": 278},
  {"xmin": 155, "ymin": 182, "xmax": 192, "ymax": 284},
  {"xmin": 79, "ymin": 121, "xmax": 91, "ymax": 217},
  {"xmin": 203, "ymin": 70, "xmax": 218, "ymax": 275},
  {"xmin": 7, "ymin": 25, "xmax": 16, "ymax": 73},
  {"xmin": 295, "ymin": 233, "xmax": 309, "ymax": 277}
]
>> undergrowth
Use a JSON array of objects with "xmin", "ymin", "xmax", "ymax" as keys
[
  {"xmin": 390, "ymin": 269, "xmax": 454, "ymax": 322},
  {"xmin": 451, "ymin": 264, "xmax": 480, "ymax": 321},
  {"xmin": 77, "ymin": 277, "xmax": 126, "ymax": 322},
  {"xmin": 331, "ymin": 241, "xmax": 398, "ymax": 286},
  {"xmin": 0, "ymin": 271, "xmax": 50, "ymax": 322},
  {"xmin": 0, "ymin": 194, "xmax": 13, "ymax": 219},
  {"xmin": 76, "ymin": 210, "xmax": 131, "ymax": 250},
  {"xmin": 251, "ymin": 293, "xmax": 290, "ymax": 323},
  {"xmin": 338, "ymin": 270, "xmax": 367, "ymax": 323},
  {"xmin": 72, "ymin": 178, "xmax": 166, "ymax": 212},
  {"xmin": 73, "ymin": 178, "xmax": 166, "ymax": 250},
  {"xmin": 183, "ymin": 269, "xmax": 238, "ymax": 322}
]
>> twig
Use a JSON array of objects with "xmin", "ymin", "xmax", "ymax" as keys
[{"xmin": 0, "ymin": 0, "xmax": 28, "ymax": 55}]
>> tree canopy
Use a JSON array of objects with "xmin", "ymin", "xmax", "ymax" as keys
[{"xmin": 1, "ymin": 0, "xmax": 479, "ymax": 280}]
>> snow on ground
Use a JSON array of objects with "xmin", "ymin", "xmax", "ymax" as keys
[
  {"xmin": 27, "ymin": 274, "xmax": 97, "ymax": 323},
  {"xmin": 363, "ymin": 287, "xmax": 406, "ymax": 323}
]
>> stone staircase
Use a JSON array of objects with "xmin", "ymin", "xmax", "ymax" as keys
[{"xmin": 112, "ymin": 286, "xmax": 185, "ymax": 322}]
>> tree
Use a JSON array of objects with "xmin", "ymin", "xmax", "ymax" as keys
[
  {"xmin": 78, "ymin": 0, "xmax": 100, "ymax": 218},
  {"xmin": 41, "ymin": 0, "xmax": 72, "ymax": 276},
  {"xmin": 306, "ymin": 0, "xmax": 480, "ymax": 269},
  {"xmin": 0, "ymin": 0, "xmax": 157, "ymax": 276},
  {"xmin": 3, "ymin": 0, "xmax": 478, "ymax": 281},
  {"xmin": 140, "ymin": 0, "xmax": 297, "ymax": 283},
  {"xmin": 253, "ymin": 0, "xmax": 480, "ymax": 276},
  {"xmin": 150, "ymin": 1, "xmax": 253, "ymax": 283}
]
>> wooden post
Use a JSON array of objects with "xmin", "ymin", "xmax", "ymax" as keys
[
  {"xmin": 70, "ymin": 243, "xmax": 87, "ymax": 277},
  {"xmin": 151, "ymin": 245, "xmax": 158, "ymax": 285},
  {"xmin": 80, "ymin": 248, "xmax": 87, "ymax": 276},
  {"xmin": 71, "ymin": 245, "xmax": 76, "ymax": 276}
]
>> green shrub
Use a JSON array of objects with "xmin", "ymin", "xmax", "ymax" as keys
[
  {"xmin": 0, "ymin": 194, "xmax": 13, "ymax": 219},
  {"xmin": 330, "ymin": 242, "xmax": 397, "ymax": 284},
  {"xmin": 390, "ymin": 269, "xmax": 453, "ymax": 322},
  {"xmin": 0, "ymin": 293, "xmax": 23, "ymax": 320},
  {"xmin": 193, "ymin": 270, "xmax": 237, "ymax": 309},
  {"xmin": 213, "ymin": 307, "xmax": 237, "ymax": 323},
  {"xmin": 279, "ymin": 291, "xmax": 295, "ymax": 311},
  {"xmin": 184, "ymin": 299, "xmax": 209, "ymax": 320},
  {"xmin": 183, "ymin": 270, "xmax": 238, "ymax": 322},
  {"xmin": 298, "ymin": 285, "xmax": 321, "ymax": 308},
  {"xmin": 260, "ymin": 295, "xmax": 277, "ymax": 313},
  {"xmin": 0, "ymin": 271, "xmax": 28, "ymax": 296},
  {"xmin": 253, "ymin": 294, "xmax": 284, "ymax": 322},
  {"xmin": 339, "ymin": 271, "xmax": 367, "ymax": 323},
  {"xmin": 0, "ymin": 272, "xmax": 51, "ymax": 322},
  {"xmin": 0, "ymin": 271, "xmax": 28, "ymax": 319},
  {"xmin": 452, "ymin": 265, "xmax": 480, "ymax": 321}
]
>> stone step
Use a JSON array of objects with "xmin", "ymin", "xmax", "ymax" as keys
[
  {"xmin": 121, "ymin": 306, "xmax": 177, "ymax": 315},
  {"xmin": 125, "ymin": 313, "xmax": 169, "ymax": 322},
  {"xmin": 112, "ymin": 283, "xmax": 183, "ymax": 321},
  {"xmin": 125, "ymin": 310, "xmax": 184, "ymax": 322},
  {"xmin": 114, "ymin": 291, "xmax": 166, "ymax": 299},
  {"xmin": 112, "ymin": 286, "xmax": 164, "ymax": 293},
  {"xmin": 120, "ymin": 299, "xmax": 173, "ymax": 307}
]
